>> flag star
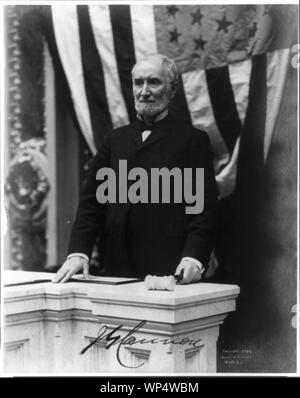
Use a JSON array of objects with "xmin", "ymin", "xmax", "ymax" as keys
[
  {"xmin": 191, "ymin": 8, "xmax": 203, "ymax": 25},
  {"xmin": 169, "ymin": 28, "xmax": 181, "ymax": 44},
  {"xmin": 167, "ymin": 5, "xmax": 179, "ymax": 17},
  {"xmin": 194, "ymin": 36, "xmax": 206, "ymax": 51},
  {"xmin": 216, "ymin": 15, "xmax": 232, "ymax": 34}
]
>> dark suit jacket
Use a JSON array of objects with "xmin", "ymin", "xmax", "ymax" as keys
[{"xmin": 68, "ymin": 115, "xmax": 218, "ymax": 278}]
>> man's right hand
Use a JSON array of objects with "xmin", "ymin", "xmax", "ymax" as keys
[{"xmin": 52, "ymin": 256, "xmax": 89, "ymax": 283}]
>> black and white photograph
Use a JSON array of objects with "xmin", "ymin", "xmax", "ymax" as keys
[{"xmin": 1, "ymin": 0, "xmax": 299, "ymax": 378}]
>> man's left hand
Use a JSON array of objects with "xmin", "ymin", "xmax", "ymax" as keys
[{"xmin": 175, "ymin": 259, "xmax": 203, "ymax": 284}]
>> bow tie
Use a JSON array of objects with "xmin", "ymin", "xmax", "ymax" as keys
[
  {"xmin": 139, "ymin": 120, "xmax": 154, "ymax": 132},
  {"xmin": 138, "ymin": 113, "xmax": 170, "ymax": 140}
]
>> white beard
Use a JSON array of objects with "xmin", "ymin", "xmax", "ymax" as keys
[{"xmin": 134, "ymin": 89, "xmax": 173, "ymax": 120}]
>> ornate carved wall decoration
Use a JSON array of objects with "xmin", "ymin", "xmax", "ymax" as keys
[
  {"xmin": 6, "ymin": 7, "xmax": 22, "ymax": 157},
  {"xmin": 5, "ymin": 138, "xmax": 49, "ymax": 224},
  {"xmin": 5, "ymin": 6, "xmax": 47, "ymax": 270},
  {"xmin": 5, "ymin": 138, "xmax": 49, "ymax": 270}
]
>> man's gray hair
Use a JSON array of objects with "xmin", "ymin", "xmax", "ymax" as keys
[{"xmin": 132, "ymin": 54, "xmax": 179, "ymax": 91}]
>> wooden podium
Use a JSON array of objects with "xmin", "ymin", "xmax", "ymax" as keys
[{"xmin": 4, "ymin": 270, "xmax": 239, "ymax": 374}]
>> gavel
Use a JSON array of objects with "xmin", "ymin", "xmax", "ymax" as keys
[{"xmin": 144, "ymin": 269, "xmax": 184, "ymax": 291}]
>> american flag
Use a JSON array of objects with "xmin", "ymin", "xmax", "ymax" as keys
[{"xmin": 40, "ymin": 3, "xmax": 297, "ymax": 199}]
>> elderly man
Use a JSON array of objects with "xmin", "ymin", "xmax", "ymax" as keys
[{"xmin": 53, "ymin": 54, "xmax": 218, "ymax": 284}]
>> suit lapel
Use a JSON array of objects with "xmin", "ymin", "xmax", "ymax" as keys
[
  {"xmin": 128, "ymin": 120, "xmax": 143, "ymax": 148},
  {"xmin": 141, "ymin": 125, "xmax": 166, "ymax": 148}
]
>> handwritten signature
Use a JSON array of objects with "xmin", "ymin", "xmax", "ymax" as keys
[{"xmin": 80, "ymin": 320, "xmax": 202, "ymax": 368}]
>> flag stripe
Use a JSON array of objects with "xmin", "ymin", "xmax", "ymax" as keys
[
  {"xmin": 182, "ymin": 68, "xmax": 230, "ymax": 173},
  {"xmin": 265, "ymin": 48, "xmax": 291, "ymax": 162},
  {"xmin": 77, "ymin": 5, "xmax": 112, "ymax": 149},
  {"xmin": 130, "ymin": 5, "xmax": 158, "ymax": 62},
  {"xmin": 236, "ymin": 53, "xmax": 267, "ymax": 196},
  {"xmin": 110, "ymin": 5, "xmax": 136, "ymax": 122},
  {"xmin": 206, "ymin": 66, "xmax": 242, "ymax": 154},
  {"xmin": 89, "ymin": 5, "xmax": 129, "ymax": 128},
  {"xmin": 52, "ymin": 5, "xmax": 96, "ymax": 154},
  {"xmin": 40, "ymin": 6, "xmax": 71, "ymax": 104},
  {"xmin": 169, "ymin": 75, "xmax": 193, "ymax": 126},
  {"xmin": 216, "ymin": 137, "xmax": 240, "ymax": 198},
  {"xmin": 228, "ymin": 59, "xmax": 252, "ymax": 125}
]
